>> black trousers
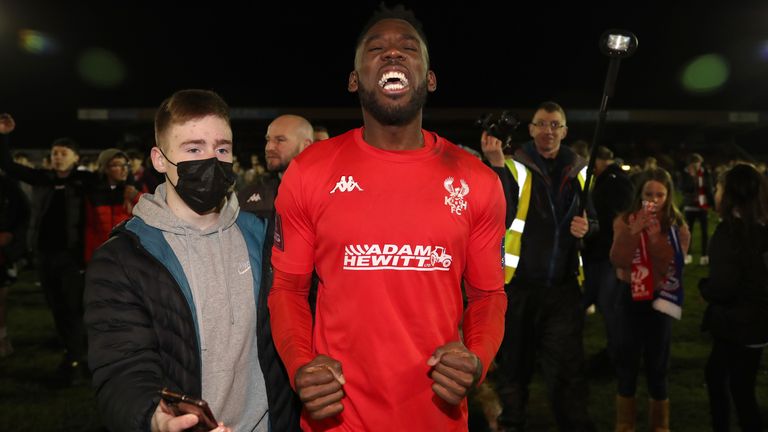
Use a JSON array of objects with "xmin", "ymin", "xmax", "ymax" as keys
[
  {"xmin": 705, "ymin": 338, "xmax": 764, "ymax": 432},
  {"xmin": 494, "ymin": 278, "xmax": 593, "ymax": 431},
  {"xmin": 39, "ymin": 250, "xmax": 86, "ymax": 363},
  {"xmin": 582, "ymin": 258, "xmax": 621, "ymax": 360},
  {"xmin": 684, "ymin": 209, "xmax": 709, "ymax": 255},
  {"xmin": 614, "ymin": 281, "xmax": 672, "ymax": 400}
]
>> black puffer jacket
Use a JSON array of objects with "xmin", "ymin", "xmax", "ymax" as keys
[
  {"xmin": 85, "ymin": 214, "xmax": 300, "ymax": 432},
  {"xmin": 699, "ymin": 220, "xmax": 768, "ymax": 346}
]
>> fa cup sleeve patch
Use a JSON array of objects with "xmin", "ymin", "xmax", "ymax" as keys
[
  {"xmin": 500, "ymin": 237, "xmax": 505, "ymax": 269},
  {"xmin": 274, "ymin": 213, "xmax": 284, "ymax": 251}
]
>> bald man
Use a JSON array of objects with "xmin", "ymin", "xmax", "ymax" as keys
[
  {"xmin": 239, "ymin": 114, "xmax": 313, "ymax": 217},
  {"xmin": 237, "ymin": 114, "xmax": 315, "ymax": 429}
]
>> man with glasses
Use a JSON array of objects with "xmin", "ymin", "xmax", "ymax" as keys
[
  {"xmin": 482, "ymin": 101, "xmax": 596, "ymax": 431},
  {"xmin": 83, "ymin": 148, "xmax": 141, "ymax": 264}
]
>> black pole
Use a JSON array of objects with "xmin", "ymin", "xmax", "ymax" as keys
[{"xmin": 579, "ymin": 56, "xmax": 622, "ymax": 214}]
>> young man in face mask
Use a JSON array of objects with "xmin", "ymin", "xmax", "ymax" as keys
[{"xmin": 84, "ymin": 89, "xmax": 298, "ymax": 432}]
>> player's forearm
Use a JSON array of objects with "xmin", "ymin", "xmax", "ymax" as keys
[
  {"xmin": 267, "ymin": 268, "xmax": 315, "ymax": 389},
  {"xmin": 462, "ymin": 285, "xmax": 506, "ymax": 383}
]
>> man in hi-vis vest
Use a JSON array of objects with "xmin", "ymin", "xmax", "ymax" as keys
[{"xmin": 481, "ymin": 101, "xmax": 597, "ymax": 432}]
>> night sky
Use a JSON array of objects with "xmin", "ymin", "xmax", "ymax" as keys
[{"xmin": 2, "ymin": 1, "xmax": 768, "ymax": 151}]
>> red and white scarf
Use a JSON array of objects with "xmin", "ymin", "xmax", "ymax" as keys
[
  {"xmin": 696, "ymin": 167, "xmax": 709, "ymax": 209},
  {"xmin": 630, "ymin": 228, "xmax": 685, "ymax": 319}
]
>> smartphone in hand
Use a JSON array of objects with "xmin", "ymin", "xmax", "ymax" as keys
[
  {"xmin": 159, "ymin": 388, "xmax": 218, "ymax": 431},
  {"xmin": 642, "ymin": 200, "xmax": 657, "ymax": 213}
]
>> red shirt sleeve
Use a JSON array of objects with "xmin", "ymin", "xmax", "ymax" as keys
[
  {"xmin": 269, "ymin": 159, "xmax": 321, "ymax": 387},
  {"xmin": 272, "ymin": 159, "xmax": 315, "ymax": 274},
  {"xmin": 462, "ymin": 174, "xmax": 507, "ymax": 382},
  {"xmin": 267, "ymin": 268, "xmax": 315, "ymax": 389}
]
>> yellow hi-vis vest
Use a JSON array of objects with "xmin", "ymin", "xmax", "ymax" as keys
[{"xmin": 503, "ymin": 160, "xmax": 588, "ymax": 285}]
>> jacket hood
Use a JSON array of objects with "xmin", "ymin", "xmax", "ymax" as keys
[{"xmin": 132, "ymin": 183, "xmax": 239, "ymax": 235}]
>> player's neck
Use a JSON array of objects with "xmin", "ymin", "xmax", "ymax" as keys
[{"xmin": 362, "ymin": 114, "xmax": 424, "ymax": 151}]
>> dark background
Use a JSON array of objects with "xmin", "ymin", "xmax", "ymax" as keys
[{"xmin": 2, "ymin": 1, "xmax": 767, "ymax": 160}]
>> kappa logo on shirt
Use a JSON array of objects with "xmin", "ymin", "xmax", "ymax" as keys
[
  {"xmin": 330, "ymin": 176, "xmax": 363, "ymax": 194},
  {"xmin": 443, "ymin": 177, "xmax": 469, "ymax": 215},
  {"xmin": 343, "ymin": 243, "xmax": 453, "ymax": 271},
  {"xmin": 246, "ymin": 193, "xmax": 262, "ymax": 203}
]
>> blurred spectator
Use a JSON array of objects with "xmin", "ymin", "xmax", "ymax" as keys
[
  {"xmin": 243, "ymin": 154, "xmax": 266, "ymax": 185},
  {"xmin": 679, "ymin": 153, "xmax": 714, "ymax": 265},
  {"xmin": 0, "ymin": 114, "xmax": 96, "ymax": 385},
  {"xmin": 12, "ymin": 151, "xmax": 33, "ymax": 168},
  {"xmin": 569, "ymin": 139, "xmax": 590, "ymax": 160},
  {"xmin": 699, "ymin": 163, "xmax": 768, "ymax": 432},
  {"xmin": 312, "ymin": 124, "xmax": 330, "ymax": 142},
  {"xmin": 83, "ymin": 148, "xmax": 140, "ymax": 263},
  {"xmin": 582, "ymin": 146, "xmax": 634, "ymax": 371},
  {"xmin": 0, "ymin": 169, "xmax": 30, "ymax": 357}
]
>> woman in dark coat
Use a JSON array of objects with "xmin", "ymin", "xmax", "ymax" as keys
[{"xmin": 699, "ymin": 163, "xmax": 768, "ymax": 432}]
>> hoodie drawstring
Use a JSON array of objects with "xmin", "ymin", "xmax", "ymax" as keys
[
  {"xmin": 183, "ymin": 227, "xmax": 206, "ymax": 351},
  {"xmin": 219, "ymin": 227, "xmax": 235, "ymax": 325}
]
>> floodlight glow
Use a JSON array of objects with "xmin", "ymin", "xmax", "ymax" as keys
[
  {"xmin": 599, "ymin": 30, "xmax": 638, "ymax": 58},
  {"xmin": 607, "ymin": 34, "xmax": 631, "ymax": 52}
]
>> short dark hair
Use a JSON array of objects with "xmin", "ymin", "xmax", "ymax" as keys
[
  {"xmin": 535, "ymin": 101, "xmax": 567, "ymax": 123},
  {"xmin": 718, "ymin": 163, "xmax": 768, "ymax": 225},
  {"xmin": 356, "ymin": 4, "xmax": 428, "ymax": 52},
  {"xmin": 686, "ymin": 153, "xmax": 703, "ymax": 165},
  {"xmin": 354, "ymin": 4, "xmax": 429, "ymax": 69},
  {"xmin": 126, "ymin": 149, "xmax": 144, "ymax": 161},
  {"xmin": 51, "ymin": 137, "xmax": 79, "ymax": 155},
  {"xmin": 595, "ymin": 146, "xmax": 614, "ymax": 160},
  {"xmin": 569, "ymin": 140, "xmax": 589, "ymax": 159},
  {"xmin": 154, "ymin": 89, "xmax": 230, "ymax": 150}
]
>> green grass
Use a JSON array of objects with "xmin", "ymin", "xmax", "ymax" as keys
[
  {"xmin": 0, "ymin": 277, "xmax": 104, "ymax": 432},
  {"xmin": 1, "ymin": 210, "xmax": 766, "ymax": 430}
]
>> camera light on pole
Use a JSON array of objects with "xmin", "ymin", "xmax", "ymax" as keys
[{"xmin": 580, "ymin": 30, "xmax": 638, "ymax": 214}]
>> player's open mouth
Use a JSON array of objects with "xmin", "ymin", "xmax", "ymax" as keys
[{"xmin": 378, "ymin": 71, "xmax": 409, "ymax": 93}]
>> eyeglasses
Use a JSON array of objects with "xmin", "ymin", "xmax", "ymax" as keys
[{"xmin": 531, "ymin": 120, "xmax": 566, "ymax": 130}]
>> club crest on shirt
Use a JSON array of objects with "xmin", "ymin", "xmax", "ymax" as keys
[{"xmin": 443, "ymin": 177, "xmax": 469, "ymax": 215}]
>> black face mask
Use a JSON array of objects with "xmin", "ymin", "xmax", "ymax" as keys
[{"xmin": 161, "ymin": 151, "xmax": 236, "ymax": 214}]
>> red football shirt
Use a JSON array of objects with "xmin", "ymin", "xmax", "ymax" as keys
[{"xmin": 271, "ymin": 128, "xmax": 505, "ymax": 431}]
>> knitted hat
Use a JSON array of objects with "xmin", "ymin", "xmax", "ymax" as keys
[{"xmin": 96, "ymin": 148, "xmax": 129, "ymax": 173}]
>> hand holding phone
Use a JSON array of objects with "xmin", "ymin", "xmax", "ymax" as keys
[
  {"xmin": 158, "ymin": 388, "xmax": 219, "ymax": 432},
  {"xmin": 642, "ymin": 200, "xmax": 657, "ymax": 214}
]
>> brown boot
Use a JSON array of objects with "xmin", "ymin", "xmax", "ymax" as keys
[
  {"xmin": 615, "ymin": 395, "xmax": 636, "ymax": 432},
  {"xmin": 648, "ymin": 399, "xmax": 670, "ymax": 432}
]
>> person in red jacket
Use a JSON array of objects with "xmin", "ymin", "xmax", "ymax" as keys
[{"xmin": 83, "ymin": 148, "xmax": 141, "ymax": 263}]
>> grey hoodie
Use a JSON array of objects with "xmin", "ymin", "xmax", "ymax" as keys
[{"xmin": 133, "ymin": 184, "xmax": 269, "ymax": 431}]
